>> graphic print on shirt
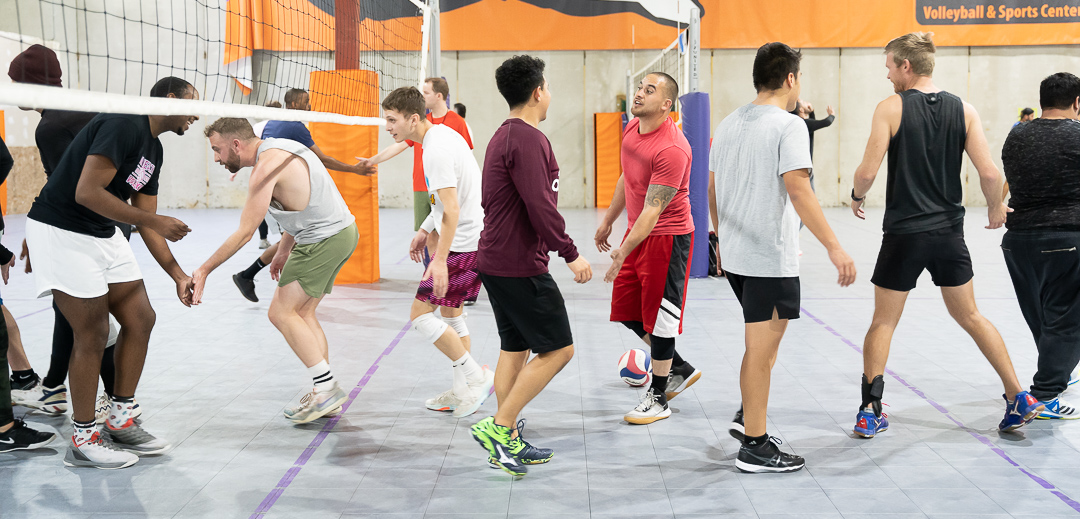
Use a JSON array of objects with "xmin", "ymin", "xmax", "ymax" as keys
[{"xmin": 126, "ymin": 157, "xmax": 156, "ymax": 191}]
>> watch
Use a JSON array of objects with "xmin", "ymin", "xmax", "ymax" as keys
[{"xmin": 851, "ymin": 188, "xmax": 865, "ymax": 202}]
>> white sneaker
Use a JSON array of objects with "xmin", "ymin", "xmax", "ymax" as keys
[
  {"xmin": 289, "ymin": 385, "xmax": 348, "ymax": 424},
  {"xmin": 259, "ymin": 239, "xmax": 271, "ymax": 249},
  {"xmin": 426, "ymin": 389, "xmax": 461, "ymax": 412},
  {"xmin": 37, "ymin": 384, "xmax": 68, "ymax": 414},
  {"xmin": 452, "ymin": 367, "xmax": 496, "ymax": 418},
  {"xmin": 624, "ymin": 388, "xmax": 671, "ymax": 425},
  {"xmin": 283, "ymin": 391, "xmax": 340, "ymax": 419},
  {"xmin": 1070, "ymin": 369, "xmax": 1079, "ymax": 387},
  {"xmin": 11, "ymin": 380, "xmax": 45, "ymax": 410},
  {"xmin": 94, "ymin": 395, "xmax": 141, "ymax": 424},
  {"xmin": 64, "ymin": 431, "xmax": 139, "ymax": 469}
]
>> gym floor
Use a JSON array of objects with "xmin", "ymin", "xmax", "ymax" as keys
[{"xmin": 0, "ymin": 207, "xmax": 1077, "ymax": 519}]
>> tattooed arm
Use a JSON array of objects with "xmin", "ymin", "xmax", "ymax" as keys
[{"xmin": 603, "ymin": 183, "xmax": 678, "ymax": 282}]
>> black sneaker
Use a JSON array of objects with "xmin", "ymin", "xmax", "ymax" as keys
[
  {"xmin": 0, "ymin": 419, "xmax": 57, "ymax": 452},
  {"xmin": 735, "ymin": 436, "xmax": 805, "ymax": 473},
  {"xmin": 728, "ymin": 405, "xmax": 745, "ymax": 442},
  {"xmin": 232, "ymin": 273, "xmax": 259, "ymax": 303},
  {"xmin": 9, "ymin": 374, "xmax": 40, "ymax": 391}
]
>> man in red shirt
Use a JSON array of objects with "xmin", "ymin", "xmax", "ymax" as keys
[
  {"xmin": 363, "ymin": 77, "xmax": 473, "ymax": 231},
  {"xmin": 596, "ymin": 72, "xmax": 701, "ymax": 425}
]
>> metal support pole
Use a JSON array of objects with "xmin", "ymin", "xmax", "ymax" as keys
[
  {"xmin": 689, "ymin": 6, "xmax": 701, "ymax": 93},
  {"xmin": 428, "ymin": 0, "xmax": 441, "ymax": 79}
]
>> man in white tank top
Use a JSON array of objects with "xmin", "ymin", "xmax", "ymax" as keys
[{"xmin": 195, "ymin": 118, "xmax": 361, "ymax": 425}]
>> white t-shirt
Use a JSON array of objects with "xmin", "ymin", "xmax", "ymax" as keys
[
  {"xmin": 709, "ymin": 103, "xmax": 813, "ymax": 278},
  {"xmin": 252, "ymin": 119, "xmax": 269, "ymax": 139},
  {"xmin": 419, "ymin": 124, "xmax": 484, "ymax": 252}
]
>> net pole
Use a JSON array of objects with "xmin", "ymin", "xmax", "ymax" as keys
[
  {"xmin": 689, "ymin": 6, "xmax": 700, "ymax": 93},
  {"xmin": 626, "ymin": 70, "xmax": 633, "ymax": 119},
  {"xmin": 428, "ymin": 0, "xmax": 441, "ymax": 79},
  {"xmin": 416, "ymin": 0, "xmax": 431, "ymax": 88}
]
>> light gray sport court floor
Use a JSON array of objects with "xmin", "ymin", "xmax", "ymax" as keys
[{"xmin": 1, "ymin": 206, "xmax": 1079, "ymax": 519}]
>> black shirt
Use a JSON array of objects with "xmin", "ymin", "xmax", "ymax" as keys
[
  {"xmin": 884, "ymin": 90, "xmax": 967, "ymax": 234},
  {"xmin": 28, "ymin": 114, "xmax": 163, "ymax": 238},
  {"xmin": 36, "ymin": 109, "xmax": 98, "ymax": 177},
  {"xmin": 1002, "ymin": 118, "xmax": 1080, "ymax": 231}
]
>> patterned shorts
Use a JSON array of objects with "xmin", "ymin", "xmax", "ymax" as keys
[{"xmin": 415, "ymin": 251, "xmax": 481, "ymax": 308}]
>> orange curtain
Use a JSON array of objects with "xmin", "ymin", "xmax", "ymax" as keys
[
  {"xmin": 307, "ymin": 70, "xmax": 380, "ymax": 284},
  {"xmin": 594, "ymin": 113, "xmax": 623, "ymax": 209}
]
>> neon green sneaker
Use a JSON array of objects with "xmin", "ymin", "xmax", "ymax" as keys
[
  {"xmin": 470, "ymin": 417, "xmax": 527, "ymax": 477},
  {"xmin": 487, "ymin": 419, "xmax": 553, "ymax": 467}
]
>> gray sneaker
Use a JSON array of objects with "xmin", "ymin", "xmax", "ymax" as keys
[
  {"xmin": 105, "ymin": 422, "xmax": 171, "ymax": 455},
  {"xmin": 64, "ymin": 431, "xmax": 139, "ymax": 469},
  {"xmin": 289, "ymin": 385, "xmax": 348, "ymax": 424}
]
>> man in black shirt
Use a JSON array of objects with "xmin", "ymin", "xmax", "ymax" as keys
[
  {"xmin": 1001, "ymin": 72, "xmax": 1080, "ymax": 419},
  {"xmin": 25, "ymin": 76, "xmax": 199, "ymax": 469},
  {"xmin": 848, "ymin": 32, "xmax": 1040, "ymax": 438},
  {"xmin": 9, "ymin": 44, "xmax": 110, "ymax": 417}
]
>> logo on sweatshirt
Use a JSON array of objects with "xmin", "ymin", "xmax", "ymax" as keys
[
  {"xmin": 552, "ymin": 178, "xmax": 560, "ymax": 192},
  {"xmin": 126, "ymin": 157, "xmax": 155, "ymax": 191}
]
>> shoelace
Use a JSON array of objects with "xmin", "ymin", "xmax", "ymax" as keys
[{"xmin": 637, "ymin": 389, "xmax": 660, "ymax": 410}]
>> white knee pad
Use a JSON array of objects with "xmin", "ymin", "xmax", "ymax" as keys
[
  {"xmin": 413, "ymin": 312, "xmax": 449, "ymax": 343},
  {"xmin": 443, "ymin": 314, "xmax": 469, "ymax": 338}
]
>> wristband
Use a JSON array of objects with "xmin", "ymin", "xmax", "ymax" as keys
[{"xmin": 851, "ymin": 188, "xmax": 865, "ymax": 202}]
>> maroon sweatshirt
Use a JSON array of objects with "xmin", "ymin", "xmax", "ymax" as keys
[{"xmin": 478, "ymin": 118, "xmax": 579, "ymax": 277}]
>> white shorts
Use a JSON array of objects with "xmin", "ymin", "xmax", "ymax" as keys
[{"xmin": 25, "ymin": 218, "xmax": 143, "ymax": 299}]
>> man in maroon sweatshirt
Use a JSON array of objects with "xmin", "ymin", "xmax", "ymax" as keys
[{"xmin": 469, "ymin": 55, "xmax": 592, "ymax": 478}]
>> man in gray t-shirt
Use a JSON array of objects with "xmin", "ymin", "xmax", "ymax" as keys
[{"xmin": 707, "ymin": 42, "xmax": 855, "ymax": 475}]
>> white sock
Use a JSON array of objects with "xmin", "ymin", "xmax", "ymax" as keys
[
  {"xmin": 72, "ymin": 421, "xmax": 97, "ymax": 446},
  {"xmin": 453, "ymin": 352, "xmax": 484, "ymax": 386},
  {"xmin": 308, "ymin": 360, "xmax": 335, "ymax": 392},
  {"xmin": 452, "ymin": 363, "xmax": 468, "ymax": 398}
]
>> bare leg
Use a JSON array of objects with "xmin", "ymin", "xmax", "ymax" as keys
[
  {"xmin": 297, "ymin": 296, "xmax": 329, "ymax": 363},
  {"xmin": 106, "ymin": 281, "xmax": 156, "ymax": 398},
  {"xmin": 863, "ymin": 287, "xmax": 909, "ymax": 380},
  {"xmin": 52, "ymin": 292, "xmax": 110, "ymax": 424},
  {"xmin": 259, "ymin": 242, "xmax": 280, "ymax": 265},
  {"xmin": 493, "ymin": 346, "xmax": 574, "ymax": 428},
  {"xmin": 268, "ymin": 281, "xmax": 325, "ymax": 368},
  {"xmin": 3, "ymin": 306, "xmax": 32, "ymax": 372},
  {"xmin": 941, "ymin": 280, "xmax": 1023, "ymax": 398},
  {"xmin": 741, "ymin": 310, "xmax": 788, "ymax": 438}
]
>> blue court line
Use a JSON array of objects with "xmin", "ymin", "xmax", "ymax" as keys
[{"xmin": 801, "ymin": 306, "xmax": 1080, "ymax": 514}]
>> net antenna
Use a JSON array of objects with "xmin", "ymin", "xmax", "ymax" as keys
[
  {"xmin": 625, "ymin": 6, "xmax": 701, "ymax": 119},
  {"xmin": 0, "ymin": 0, "xmax": 434, "ymax": 126}
]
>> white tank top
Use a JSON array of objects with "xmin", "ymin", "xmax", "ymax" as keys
[{"xmin": 257, "ymin": 138, "xmax": 355, "ymax": 244}]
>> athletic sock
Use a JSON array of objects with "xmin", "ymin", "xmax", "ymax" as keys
[
  {"xmin": 744, "ymin": 433, "xmax": 769, "ymax": 447},
  {"xmin": 10, "ymin": 369, "xmax": 38, "ymax": 386},
  {"xmin": 452, "ymin": 352, "xmax": 483, "ymax": 395},
  {"xmin": 240, "ymin": 258, "xmax": 268, "ymax": 280},
  {"xmin": 650, "ymin": 375, "xmax": 669, "ymax": 406},
  {"xmin": 72, "ymin": 420, "xmax": 97, "ymax": 446},
  {"xmin": 107, "ymin": 395, "xmax": 135, "ymax": 429},
  {"xmin": 308, "ymin": 360, "xmax": 335, "ymax": 392}
]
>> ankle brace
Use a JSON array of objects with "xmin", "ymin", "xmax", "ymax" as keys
[{"xmin": 861, "ymin": 374, "xmax": 885, "ymax": 417}]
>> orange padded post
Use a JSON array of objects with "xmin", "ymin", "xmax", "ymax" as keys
[
  {"xmin": 307, "ymin": 71, "xmax": 380, "ymax": 284},
  {"xmin": 594, "ymin": 112, "xmax": 623, "ymax": 209},
  {"xmin": 0, "ymin": 111, "xmax": 7, "ymax": 215}
]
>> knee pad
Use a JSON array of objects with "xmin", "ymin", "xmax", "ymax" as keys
[
  {"xmin": 413, "ymin": 312, "xmax": 449, "ymax": 343},
  {"xmin": 861, "ymin": 374, "xmax": 885, "ymax": 417},
  {"xmin": 649, "ymin": 334, "xmax": 676, "ymax": 361},
  {"xmin": 620, "ymin": 320, "xmax": 648, "ymax": 339},
  {"xmin": 443, "ymin": 314, "xmax": 469, "ymax": 338}
]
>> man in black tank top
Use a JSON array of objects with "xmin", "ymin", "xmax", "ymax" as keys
[{"xmin": 847, "ymin": 32, "xmax": 1042, "ymax": 439}]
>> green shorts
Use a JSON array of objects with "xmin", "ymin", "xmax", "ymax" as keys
[
  {"xmin": 414, "ymin": 190, "xmax": 432, "ymax": 231},
  {"xmin": 278, "ymin": 223, "xmax": 359, "ymax": 298}
]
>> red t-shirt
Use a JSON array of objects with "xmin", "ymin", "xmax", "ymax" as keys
[
  {"xmin": 620, "ymin": 117, "xmax": 694, "ymax": 235},
  {"xmin": 407, "ymin": 110, "xmax": 473, "ymax": 191}
]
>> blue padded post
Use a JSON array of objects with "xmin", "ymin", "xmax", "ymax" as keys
[{"xmin": 680, "ymin": 92, "xmax": 710, "ymax": 278}]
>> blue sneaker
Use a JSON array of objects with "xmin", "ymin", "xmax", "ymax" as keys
[
  {"xmin": 853, "ymin": 408, "xmax": 889, "ymax": 438},
  {"xmin": 1037, "ymin": 396, "xmax": 1080, "ymax": 420},
  {"xmin": 999, "ymin": 391, "xmax": 1045, "ymax": 431}
]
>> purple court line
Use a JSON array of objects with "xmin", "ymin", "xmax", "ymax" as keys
[
  {"xmin": 249, "ymin": 321, "xmax": 412, "ymax": 519},
  {"xmin": 14, "ymin": 306, "xmax": 51, "ymax": 320},
  {"xmin": 801, "ymin": 306, "xmax": 1080, "ymax": 514}
]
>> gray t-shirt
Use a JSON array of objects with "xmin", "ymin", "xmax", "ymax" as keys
[{"xmin": 709, "ymin": 103, "xmax": 813, "ymax": 277}]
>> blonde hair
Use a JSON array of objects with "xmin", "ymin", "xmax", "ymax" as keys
[
  {"xmin": 885, "ymin": 32, "xmax": 936, "ymax": 76},
  {"xmin": 203, "ymin": 117, "xmax": 256, "ymax": 140}
]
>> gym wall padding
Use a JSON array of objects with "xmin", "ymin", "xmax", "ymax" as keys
[
  {"xmin": 308, "ymin": 70, "xmax": 380, "ymax": 284},
  {"xmin": 680, "ymin": 92, "xmax": 710, "ymax": 279},
  {"xmin": 594, "ymin": 112, "xmax": 623, "ymax": 208},
  {"xmin": 0, "ymin": 111, "xmax": 6, "ymax": 215}
]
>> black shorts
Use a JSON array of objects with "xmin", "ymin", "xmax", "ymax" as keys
[
  {"xmin": 871, "ymin": 223, "xmax": 973, "ymax": 292},
  {"xmin": 726, "ymin": 273, "xmax": 801, "ymax": 323},
  {"xmin": 479, "ymin": 272, "xmax": 573, "ymax": 354}
]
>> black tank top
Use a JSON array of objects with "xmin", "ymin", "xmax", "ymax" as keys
[{"xmin": 884, "ymin": 89, "xmax": 967, "ymax": 234}]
